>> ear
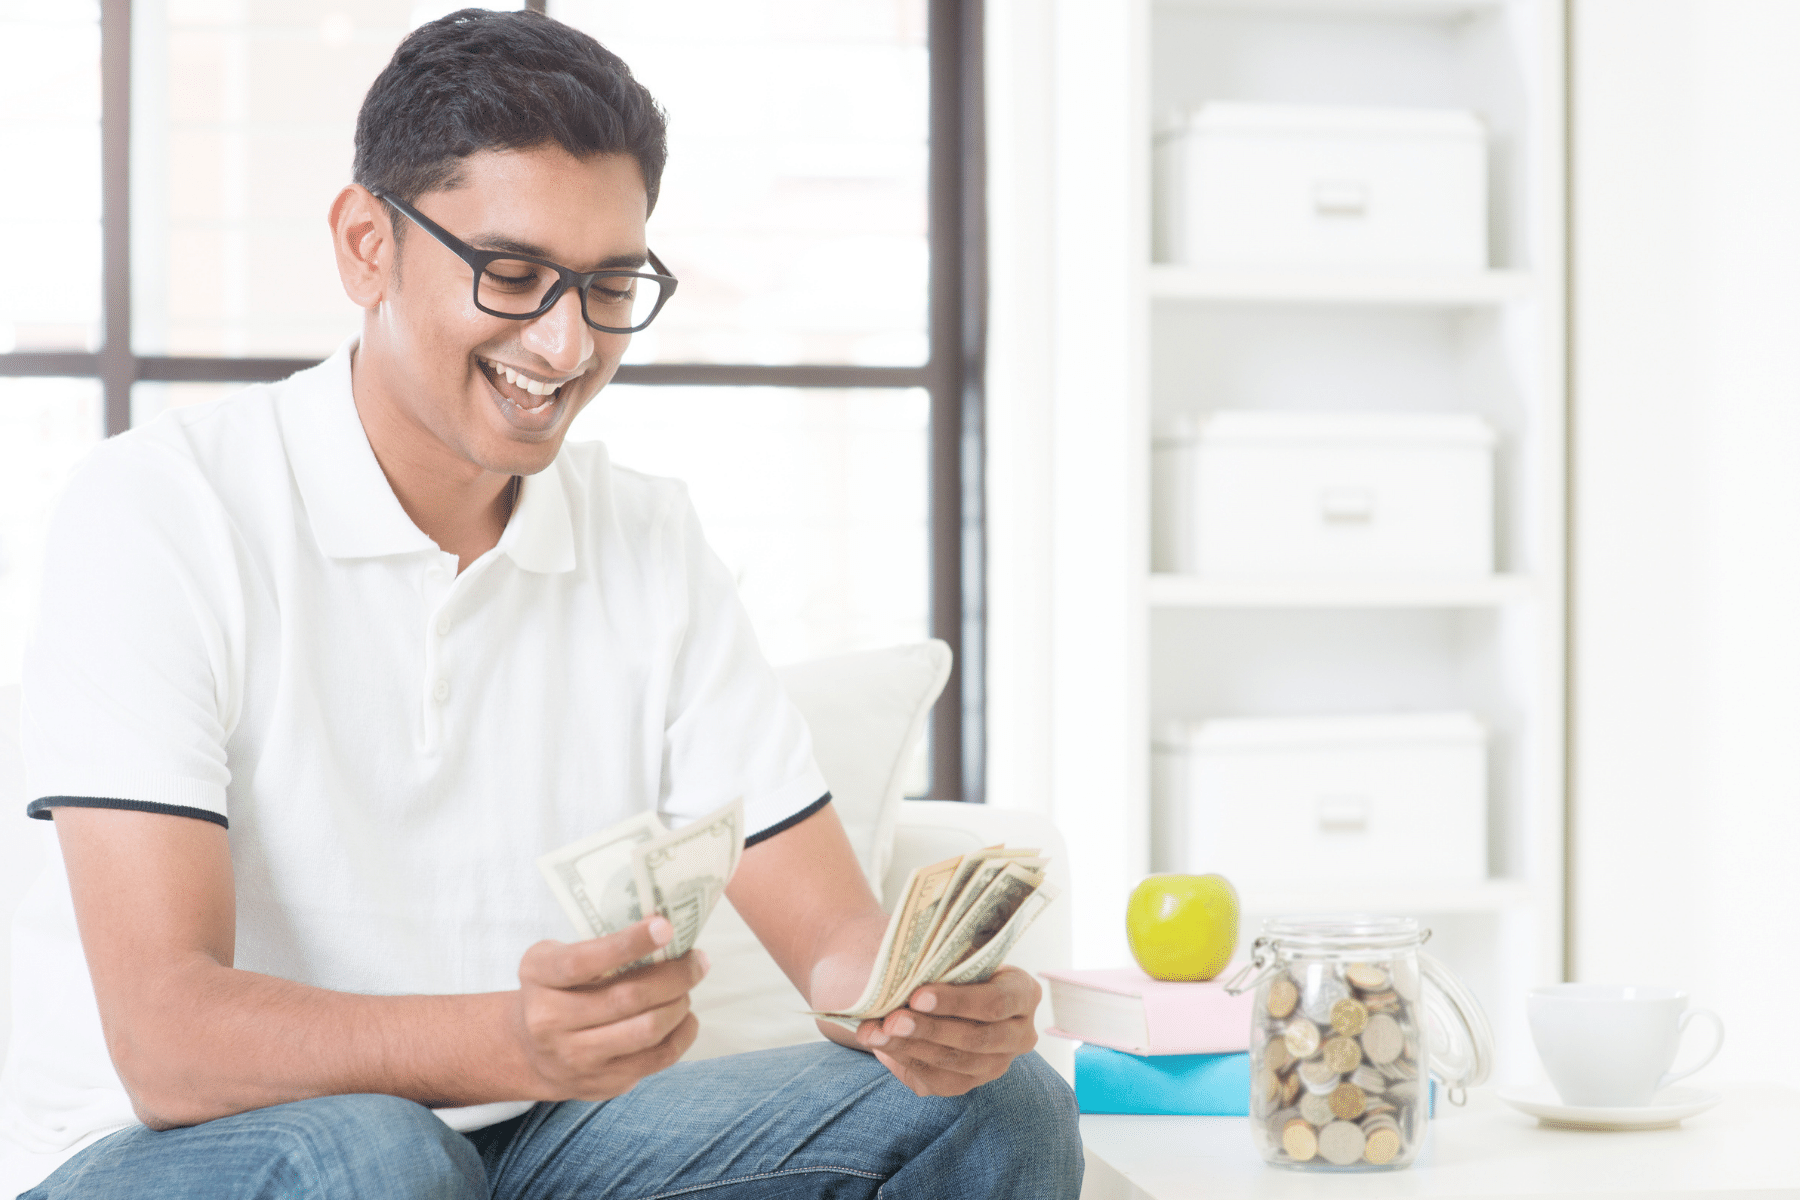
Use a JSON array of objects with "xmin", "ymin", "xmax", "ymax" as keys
[{"xmin": 329, "ymin": 184, "xmax": 393, "ymax": 310}]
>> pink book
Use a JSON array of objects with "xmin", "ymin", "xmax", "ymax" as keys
[{"xmin": 1039, "ymin": 966, "xmax": 1254, "ymax": 1056}]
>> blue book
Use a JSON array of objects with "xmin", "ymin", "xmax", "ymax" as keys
[{"xmin": 1073, "ymin": 1043, "xmax": 1250, "ymax": 1116}]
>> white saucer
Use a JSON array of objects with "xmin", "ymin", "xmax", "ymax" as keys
[{"xmin": 1496, "ymin": 1084, "xmax": 1721, "ymax": 1130}]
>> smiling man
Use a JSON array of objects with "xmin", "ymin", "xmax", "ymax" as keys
[{"xmin": 0, "ymin": 9, "xmax": 1081, "ymax": 1199}]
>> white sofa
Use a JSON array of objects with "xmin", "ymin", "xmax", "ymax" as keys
[{"xmin": 0, "ymin": 646, "xmax": 1073, "ymax": 1188}]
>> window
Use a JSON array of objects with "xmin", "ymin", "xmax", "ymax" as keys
[{"xmin": 0, "ymin": 0, "xmax": 984, "ymax": 799}]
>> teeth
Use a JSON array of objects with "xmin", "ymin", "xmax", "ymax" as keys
[{"xmin": 482, "ymin": 358, "xmax": 561, "ymax": 398}]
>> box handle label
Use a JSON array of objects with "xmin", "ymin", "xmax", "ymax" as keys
[
  {"xmin": 1317, "ymin": 795, "xmax": 1371, "ymax": 833},
  {"xmin": 1319, "ymin": 486, "xmax": 1377, "ymax": 524},
  {"xmin": 1313, "ymin": 179, "xmax": 1370, "ymax": 217}
]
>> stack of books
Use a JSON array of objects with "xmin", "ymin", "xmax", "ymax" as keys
[{"xmin": 1042, "ymin": 967, "xmax": 1254, "ymax": 1116}]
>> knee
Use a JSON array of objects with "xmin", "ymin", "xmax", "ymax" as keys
[
  {"xmin": 964, "ymin": 1052, "xmax": 1083, "ymax": 1169},
  {"xmin": 266, "ymin": 1094, "xmax": 485, "ymax": 1200}
]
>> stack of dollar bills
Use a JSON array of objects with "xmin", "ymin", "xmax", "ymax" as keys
[
  {"xmin": 536, "ymin": 805, "xmax": 1054, "ymax": 1016},
  {"xmin": 537, "ymin": 797, "xmax": 745, "ymax": 967},
  {"xmin": 811, "ymin": 846, "xmax": 1057, "ymax": 1030}
]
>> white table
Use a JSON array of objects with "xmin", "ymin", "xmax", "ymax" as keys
[{"xmin": 1079, "ymin": 1083, "xmax": 1800, "ymax": 1199}]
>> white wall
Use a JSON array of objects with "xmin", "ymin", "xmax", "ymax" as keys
[
  {"xmin": 1573, "ymin": 0, "xmax": 1800, "ymax": 1082},
  {"xmin": 986, "ymin": 0, "xmax": 1147, "ymax": 970}
]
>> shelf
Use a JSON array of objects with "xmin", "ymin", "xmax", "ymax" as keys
[
  {"xmin": 1147, "ymin": 266, "xmax": 1536, "ymax": 307},
  {"xmin": 1155, "ymin": 0, "xmax": 1503, "ymax": 18},
  {"xmin": 1236, "ymin": 879, "xmax": 1538, "ymax": 916},
  {"xmin": 1147, "ymin": 573, "xmax": 1535, "ymax": 609}
]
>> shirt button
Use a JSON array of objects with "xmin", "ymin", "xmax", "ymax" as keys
[
  {"xmin": 433, "ymin": 678, "xmax": 450, "ymax": 703},
  {"xmin": 435, "ymin": 615, "xmax": 451, "ymax": 636}
]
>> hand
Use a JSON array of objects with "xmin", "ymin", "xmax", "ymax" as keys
[
  {"xmin": 512, "ymin": 916, "xmax": 705, "ymax": 1102},
  {"xmin": 855, "ymin": 965, "xmax": 1041, "ymax": 1097}
]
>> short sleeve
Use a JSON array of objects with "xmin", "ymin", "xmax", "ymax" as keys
[
  {"xmin": 21, "ymin": 438, "xmax": 239, "ymax": 826},
  {"xmin": 657, "ymin": 490, "xmax": 828, "ymax": 839}
]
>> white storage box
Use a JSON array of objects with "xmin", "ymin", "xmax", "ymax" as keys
[
  {"xmin": 1154, "ymin": 411, "xmax": 1495, "ymax": 577},
  {"xmin": 1153, "ymin": 102, "xmax": 1488, "ymax": 272},
  {"xmin": 1152, "ymin": 712, "xmax": 1488, "ymax": 886}
]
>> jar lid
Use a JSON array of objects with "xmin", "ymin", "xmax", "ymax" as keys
[
  {"xmin": 1419, "ymin": 949, "xmax": 1495, "ymax": 1096},
  {"xmin": 1262, "ymin": 914, "xmax": 1425, "ymax": 956}
]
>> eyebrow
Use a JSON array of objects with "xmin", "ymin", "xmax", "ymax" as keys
[{"xmin": 470, "ymin": 234, "xmax": 648, "ymax": 272}]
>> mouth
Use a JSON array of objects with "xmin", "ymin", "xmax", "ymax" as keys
[{"xmin": 477, "ymin": 355, "xmax": 581, "ymax": 427}]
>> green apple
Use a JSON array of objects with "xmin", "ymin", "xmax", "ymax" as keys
[{"xmin": 1126, "ymin": 873, "xmax": 1241, "ymax": 981}]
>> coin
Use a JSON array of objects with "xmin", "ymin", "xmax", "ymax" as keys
[
  {"xmin": 1267, "ymin": 978, "xmax": 1299, "ymax": 1019},
  {"xmin": 1363, "ymin": 990, "xmax": 1401, "ymax": 1013},
  {"xmin": 1361, "ymin": 1013, "xmax": 1403, "ymax": 1065},
  {"xmin": 1351, "ymin": 1064, "xmax": 1387, "ymax": 1093},
  {"xmin": 1256, "ymin": 1067, "xmax": 1282, "ymax": 1106},
  {"xmin": 1322, "ymin": 1035, "xmax": 1362, "ymax": 1074},
  {"xmin": 1281, "ymin": 1071, "xmax": 1301, "ymax": 1106},
  {"xmin": 1317, "ymin": 1120, "xmax": 1366, "ymax": 1166},
  {"xmin": 1285, "ymin": 1018, "xmax": 1321, "ymax": 1059},
  {"xmin": 1346, "ymin": 963, "xmax": 1388, "ymax": 991},
  {"xmin": 1363, "ymin": 1126, "xmax": 1401, "ymax": 1165},
  {"xmin": 1265, "ymin": 1039, "xmax": 1294, "ymax": 1073},
  {"xmin": 1328, "ymin": 1081, "xmax": 1367, "ymax": 1120},
  {"xmin": 1299, "ymin": 1057, "xmax": 1339, "ymax": 1094},
  {"xmin": 1299, "ymin": 1091, "xmax": 1334, "ymax": 1127},
  {"xmin": 1329, "ymin": 997, "xmax": 1369, "ymax": 1037},
  {"xmin": 1282, "ymin": 1117, "xmax": 1319, "ymax": 1161}
]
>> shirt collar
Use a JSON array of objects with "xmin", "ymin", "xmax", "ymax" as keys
[{"xmin": 279, "ymin": 337, "xmax": 576, "ymax": 574}]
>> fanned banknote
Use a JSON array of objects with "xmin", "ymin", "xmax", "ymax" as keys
[
  {"xmin": 537, "ymin": 798, "xmax": 744, "ymax": 969},
  {"xmin": 810, "ymin": 844, "xmax": 1057, "ymax": 1030}
]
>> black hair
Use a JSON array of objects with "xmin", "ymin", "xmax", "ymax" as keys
[{"xmin": 353, "ymin": 8, "xmax": 667, "ymax": 228}]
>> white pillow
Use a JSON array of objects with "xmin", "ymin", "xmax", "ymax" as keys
[{"xmin": 682, "ymin": 640, "xmax": 952, "ymax": 1061}]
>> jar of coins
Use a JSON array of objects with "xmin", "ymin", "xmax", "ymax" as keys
[{"xmin": 1225, "ymin": 915, "xmax": 1492, "ymax": 1172}]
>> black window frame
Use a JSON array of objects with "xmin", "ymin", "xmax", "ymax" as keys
[{"xmin": 0, "ymin": 0, "xmax": 986, "ymax": 802}]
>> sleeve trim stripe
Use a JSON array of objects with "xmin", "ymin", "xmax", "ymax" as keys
[
  {"xmin": 744, "ymin": 792, "xmax": 832, "ymax": 848},
  {"xmin": 27, "ymin": 796, "xmax": 229, "ymax": 829}
]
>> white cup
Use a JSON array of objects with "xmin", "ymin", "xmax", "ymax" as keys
[{"xmin": 1527, "ymin": 983, "xmax": 1725, "ymax": 1108}]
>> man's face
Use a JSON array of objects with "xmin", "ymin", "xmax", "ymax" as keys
[{"xmin": 372, "ymin": 145, "xmax": 649, "ymax": 477}]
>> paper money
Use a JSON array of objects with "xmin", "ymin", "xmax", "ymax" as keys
[
  {"xmin": 635, "ymin": 798, "xmax": 743, "ymax": 962},
  {"xmin": 537, "ymin": 798, "xmax": 744, "ymax": 968},
  {"xmin": 536, "ymin": 809, "xmax": 667, "ymax": 939},
  {"xmin": 810, "ymin": 843, "xmax": 1055, "ymax": 1029}
]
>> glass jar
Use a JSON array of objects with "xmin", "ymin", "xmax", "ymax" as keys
[{"xmin": 1225, "ymin": 915, "xmax": 1493, "ymax": 1172}]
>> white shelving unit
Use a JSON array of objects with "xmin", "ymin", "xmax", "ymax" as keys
[{"xmin": 1033, "ymin": 0, "xmax": 1565, "ymax": 1085}]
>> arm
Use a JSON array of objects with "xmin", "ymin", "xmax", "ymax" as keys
[
  {"xmin": 726, "ymin": 803, "xmax": 1042, "ymax": 1097},
  {"xmin": 55, "ymin": 806, "xmax": 704, "ymax": 1130}
]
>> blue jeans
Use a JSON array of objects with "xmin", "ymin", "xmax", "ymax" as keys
[{"xmin": 22, "ymin": 1043, "xmax": 1081, "ymax": 1199}]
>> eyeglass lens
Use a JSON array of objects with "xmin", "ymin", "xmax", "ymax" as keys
[{"xmin": 476, "ymin": 259, "xmax": 665, "ymax": 330}]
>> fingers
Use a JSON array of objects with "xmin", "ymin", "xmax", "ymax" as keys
[
  {"xmin": 870, "ymin": 1045, "xmax": 998, "ymax": 1098},
  {"xmin": 903, "ymin": 965, "xmax": 1041, "ymax": 1024},
  {"xmin": 525, "ymin": 950, "xmax": 708, "ymax": 1034},
  {"xmin": 869, "ymin": 1008, "xmax": 1036, "ymax": 1056},
  {"xmin": 520, "ymin": 916, "xmax": 675, "ymax": 990},
  {"xmin": 856, "ymin": 969, "xmax": 1042, "ymax": 1098},
  {"xmin": 542, "ymin": 1010, "xmax": 700, "ymax": 1103}
]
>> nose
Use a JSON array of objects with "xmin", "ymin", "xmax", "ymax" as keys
[{"xmin": 520, "ymin": 284, "xmax": 597, "ymax": 376}]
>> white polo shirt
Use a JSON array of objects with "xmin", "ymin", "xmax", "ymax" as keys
[{"xmin": 0, "ymin": 340, "xmax": 828, "ymax": 1167}]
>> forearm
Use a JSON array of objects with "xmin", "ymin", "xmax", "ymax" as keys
[
  {"xmin": 115, "ymin": 952, "xmax": 537, "ymax": 1129},
  {"xmin": 804, "ymin": 910, "xmax": 891, "ymax": 1049}
]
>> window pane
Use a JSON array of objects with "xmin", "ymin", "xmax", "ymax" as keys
[
  {"xmin": 0, "ymin": 379, "xmax": 104, "ymax": 686},
  {"xmin": 552, "ymin": 1, "xmax": 929, "ymax": 367},
  {"xmin": 568, "ymin": 385, "xmax": 929, "ymax": 663},
  {"xmin": 0, "ymin": 3, "xmax": 101, "ymax": 353},
  {"xmin": 130, "ymin": 2, "xmax": 525, "ymax": 358}
]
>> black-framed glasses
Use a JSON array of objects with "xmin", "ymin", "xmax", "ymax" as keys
[{"xmin": 373, "ymin": 189, "xmax": 678, "ymax": 334}]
